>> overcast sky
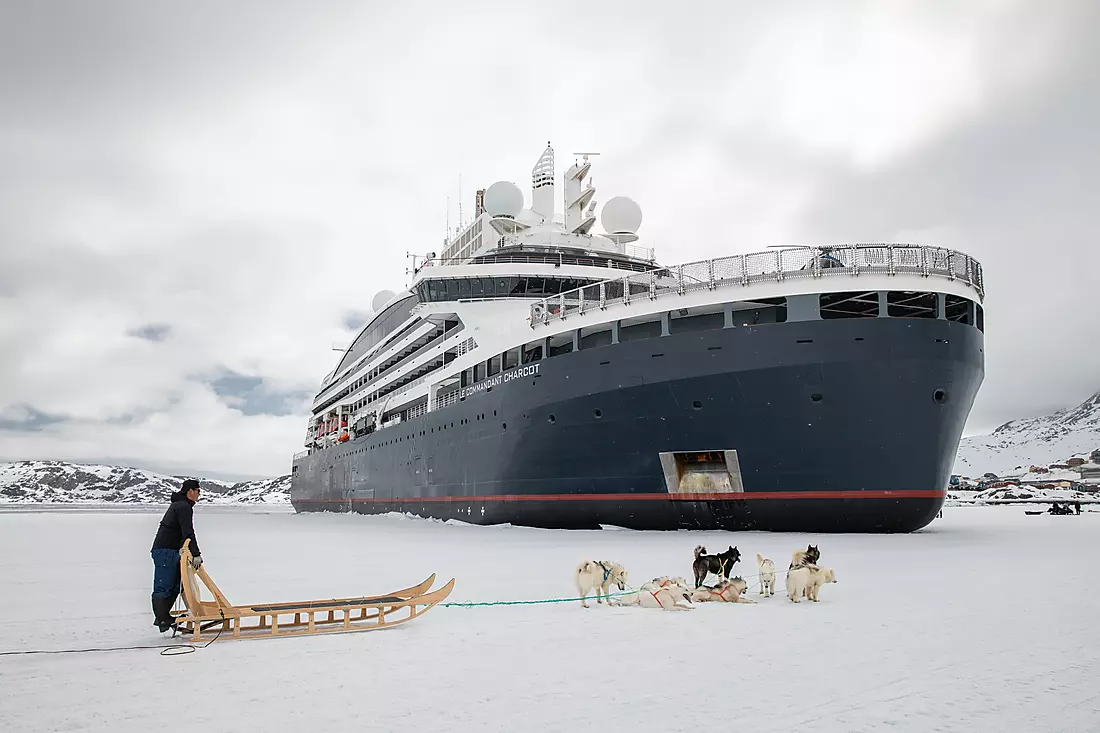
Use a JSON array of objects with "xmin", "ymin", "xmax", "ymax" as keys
[{"xmin": 1, "ymin": 1, "xmax": 1097, "ymax": 480}]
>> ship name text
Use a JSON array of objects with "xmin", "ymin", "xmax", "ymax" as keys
[{"xmin": 459, "ymin": 363, "xmax": 541, "ymax": 399}]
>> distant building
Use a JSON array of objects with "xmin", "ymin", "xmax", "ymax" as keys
[
  {"xmin": 1067, "ymin": 457, "xmax": 1086, "ymax": 467},
  {"xmin": 1091, "ymin": 448, "xmax": 1100, "ymax": 462},
  {"xmin": 1080, "ymin": 464, "xmax": 1100, "ymax": 486}
]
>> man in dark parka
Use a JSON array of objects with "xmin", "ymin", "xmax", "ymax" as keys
[{"xmin": 150, "ymin": 478, "xmax": 203, "ymax": 632}]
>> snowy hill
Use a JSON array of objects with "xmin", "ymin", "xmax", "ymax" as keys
[
  {"xmin": 0, "ymin": 461, "xmax": 290, "ymax": 505},
  {"xmin": 955, "ymin": 391, "xmax": 1100, "ymax": 476}
]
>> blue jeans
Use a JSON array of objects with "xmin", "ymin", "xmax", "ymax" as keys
[{"xmin": 151, "ymin": 548, "xmax": 181, "ymax": 599}]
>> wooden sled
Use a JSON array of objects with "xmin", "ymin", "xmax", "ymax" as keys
[{"xmin": 172, "ymin": 540, "xmax": 455, "ymax": 642}]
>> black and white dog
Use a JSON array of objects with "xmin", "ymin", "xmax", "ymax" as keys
[
  {"xmin": 692, "ymin": 545, "xmax": 741, "ymax": 587},
  {"xmin": 788, "ymin": 544, "xmax": 821, "ymax": 570}
]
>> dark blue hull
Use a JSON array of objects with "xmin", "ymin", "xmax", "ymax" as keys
[{"xmin": 291, "ymin": 316, "xmax": 983, "ymax": 532}]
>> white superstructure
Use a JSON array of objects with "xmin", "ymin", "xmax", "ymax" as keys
[{"xmin": 298, "ymin": 144, "xmax": 985, "ymax": 454}]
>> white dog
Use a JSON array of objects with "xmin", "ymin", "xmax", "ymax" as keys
[
  {"xmin": 786, "ymin": 565, "xmax": 837, "ymax": 603},
  {"xmin": 575, "ymin": 560, "xmax": 629, "ymax": 608},
  {"xmin": 756, "ymin": 553, "xmax": 776, "ymax": 596},
  {"xmin": 614, "ymin": 582, "xmax": 694, "ymax": 610},
  {"xmin": 647, "ymin": 576, "xmax": 691, "ymax": 590},
  {"xmin": 690, "ymin": 577, "xmax": 756, "ymax": 604}
]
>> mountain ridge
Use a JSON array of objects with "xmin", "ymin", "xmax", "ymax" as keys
[
  {"xmin": 0, "ymin": 460, "xmax": 290, "ymax": 504},
  {"xmin": 955, "ymin": 390, "xmax": 1100, "ymax": 476}
]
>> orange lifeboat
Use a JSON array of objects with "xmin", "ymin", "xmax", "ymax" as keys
[{"xmin": 337, "ymin": 432, "xmax": 350, "ymax": 443}]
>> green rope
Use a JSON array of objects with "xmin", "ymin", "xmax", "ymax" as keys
[
  {"xmin": 442, "ymin": 589, "xmax": 637, "ymax": 608},
  {"xmin": 441, "ymin": 569, "xmax": 784, "ymax": 608}
]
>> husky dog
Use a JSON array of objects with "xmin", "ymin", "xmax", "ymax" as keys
[
  {"xmin": 575, "ymin": 560, "xmax": 628, "ymax": 608},
  {"xmin": 690, "ymin": 577, "xmax": 756, "ymax": 604},
  {"xmin": 788, "ymin": 544, "xmax": 821, "ymax": 570},
  {"xmin": 786, "ymin": 565, "xmax": 837, "ymax": 603},
  {"xmin": 692, "ymin": 545, "xmax": 741, "ymax": 587},
  {"xmin": 756, "ymin": 553, "xmax": 776, "ymax": 596},
  {"xmin": 648, "ymin": 576, "xmax": 691, "ymax": 590},
  {"xmin": 614, "ymin": 583, "xmax": 694, "ymax": 611}
]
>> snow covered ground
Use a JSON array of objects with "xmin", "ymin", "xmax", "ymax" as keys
[{"xmin": 1, "ymin": 506, "xmax": 1097, "ymax": 732}]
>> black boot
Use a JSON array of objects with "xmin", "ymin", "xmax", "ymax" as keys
[{"xmin": 151, "ymin": 596, "xmax": 175, "ymax": 633}]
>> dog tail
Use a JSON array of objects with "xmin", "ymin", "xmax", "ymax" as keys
[
  {"xmin": 756, "ymin": 552, "xmax": 764, "ymax": 566},
  {"xmin": 694, "ymin": 545, "xmax": 706, "ymax": 559}
]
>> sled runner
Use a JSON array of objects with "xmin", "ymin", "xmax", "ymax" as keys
[{"xmin": 172, "ymin": 540, "xmax": 455, "ymax": 641}]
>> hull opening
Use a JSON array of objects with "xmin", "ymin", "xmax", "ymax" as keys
[{"xmin": 659, "ymin": 449, "xmax": 744, "ymax": 494}]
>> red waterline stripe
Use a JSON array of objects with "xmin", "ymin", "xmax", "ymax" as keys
[{"xmin": 295, "ymin": 489, "xmax": 945, "ymax": 504}]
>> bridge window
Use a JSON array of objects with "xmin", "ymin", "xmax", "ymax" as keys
[
  {"xmin": 887, "ymin": 291, "xmax": 937, "ymax": 319},
  {"xmin": 417, "ymin": 276, "xmax": 602, "ymax": 302},
  {"xmin": 820, "ymin": 292, "xmax": 878, "ymax": 319}
]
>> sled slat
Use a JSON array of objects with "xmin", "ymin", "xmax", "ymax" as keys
[{"xmin": 173, "ymin": 540, "xmax": 454, "ymax": 642}]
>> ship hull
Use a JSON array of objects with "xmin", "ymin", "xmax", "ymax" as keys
[{"xmin": 291, "ymin": 316, "xmax": 984, "ymax": 533}]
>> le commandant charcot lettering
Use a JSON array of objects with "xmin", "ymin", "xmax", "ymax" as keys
[{"xmin": 459, "ymin": 363, "xmax": 541, "ymax": 399}]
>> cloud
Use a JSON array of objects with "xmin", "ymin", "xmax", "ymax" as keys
[
  {"xmin": 1, "ymin": 0, "xmax": 1096, "ymax": 477},
  {"xmin": 128, "ymin": 324, "xmax": 172, "ymax": 342}
]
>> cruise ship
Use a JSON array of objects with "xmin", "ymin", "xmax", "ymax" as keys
[{"xmin": 290, "ymin": 143, "xmax": 986, "ymax": 532}]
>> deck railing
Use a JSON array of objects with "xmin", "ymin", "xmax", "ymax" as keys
[{"xmin": 528, "ymin": 244, "xmax": 984, "ymax": 327}]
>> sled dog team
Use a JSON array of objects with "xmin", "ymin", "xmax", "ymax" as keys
[{"xmin": 574, "ymin": 543, "xmax": 837, "ymax": 611}]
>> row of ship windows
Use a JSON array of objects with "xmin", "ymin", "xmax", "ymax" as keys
[
  {"xmin": 331, "ymin": 289, "xmax": 981, "ymax": 425},
  {"xmin": 433, "ymin": 290, "xmax": 982, "ymax": 400},
  {"xmin": 416, "ymin": 276, "xmax": 604, "ymax": 302}
]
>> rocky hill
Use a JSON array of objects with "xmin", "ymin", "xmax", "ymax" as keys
[
  {"xmin": 955, "ymin": 391, "xmax": 1100, "ymax": 476},
  {"xmin": 0, "ymin": 461, "xmax": 290, "ymax": 504}
]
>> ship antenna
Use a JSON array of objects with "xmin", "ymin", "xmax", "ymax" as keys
[{"xmin": 458, "ymin": 173, "xmax": 464, "ymax": 230}]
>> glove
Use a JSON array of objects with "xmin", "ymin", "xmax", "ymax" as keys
[{"xmin": 191, "ymin": 556, "xmax": 203, "ymax": 570}]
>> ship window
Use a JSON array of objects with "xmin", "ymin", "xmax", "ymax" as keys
[
  {"xmin": 736, "ymin": 297, "xmax": 787, "ymax": 326},
  {"xmin": 487, "ymin": 355, "xmax": 501, "ymax": 376},
  {"xmin": 670, "ymin": 312, "xmax": 724, "ymax": 334},
  {"xmin": 887, "ymin": 291, "xmax": 937, "ymax": 318},
  {"xmin": 458, "ymin": 278, "xmax": 472, "ymax": 299},
  {"xmin": 945, "ymin": 295, "xmax": 971, "ymax": 324},
  {"xmin": 509, "ymin": 277, "xmax": 528, "ymax": 296},
  {"xmin": 549, "ymin": 336, "xmax": 574, "ymax": 356},
  {"xmin": 503, "ymin": 349, "xmax": 519, "ymax": 370},
  {"xmin": 620, "ymin": 320, "xmax": 662, "ymax": 342},
  {"xmin": 604, "ymin": 281, "xmax": 625, "ymax": 300},
  {"xmin": 522, "ymin": 343, "xmax": 543, "ymax": 363},
  {"xmin": 580, "ymin": 329, "xmax": 613, "ymax": 349},
  {"xmin": 820, "ymin": 292, "xmax": 879, "ymax": 319},
  {"xmin": 976, "ymin": 304, "xmax": 984, "ymax": 332}
]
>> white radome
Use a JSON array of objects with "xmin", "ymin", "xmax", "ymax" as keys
[
  {"xmin": 601, "ymin": 196, "xmax": 643, "ymax": 234},
  {"xmin": 371, "ymin": 290, "xmax": 396, "ymax": 312},
  {"xmin": 483, "ymin": 180, "xmax": 524, "ymax": 218}
]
